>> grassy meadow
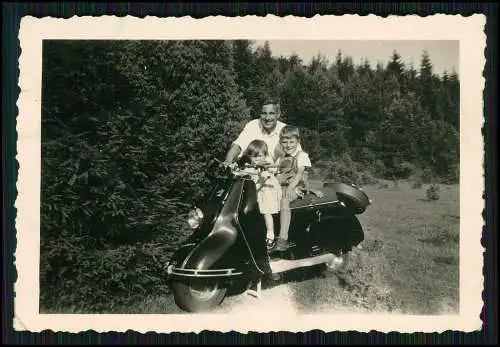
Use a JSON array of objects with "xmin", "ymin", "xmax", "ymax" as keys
[
  {"xmin": 108, "ymin": 179, "xmax": 460, "ymax": 315},
  {"xmin": 354, "ymin": 180, "xmax": 460, "ymax": 314}
]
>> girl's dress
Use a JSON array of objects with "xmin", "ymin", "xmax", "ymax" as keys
[
  {"xmin": 254, "ymin": 170, "xmax": 281, "ymax": 215},
  {"xmin": 242, "ymin": 165, "xmax": 281, "ymax": 215}
]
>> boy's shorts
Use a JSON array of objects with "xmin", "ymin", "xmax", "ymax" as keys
[{"xmin": 281, "ymin": 186, "xmax": 300, "ymax": 205}]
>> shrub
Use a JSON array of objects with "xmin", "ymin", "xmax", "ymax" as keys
[
  {"xmin": 411, "ymin": 180, "xmax": 423, "ymax": 189},
  {"xmin": 378, "ymin": 182, "xmax": 389, "ymax": 189},
  {"xmin": 392, "ymin": 178, "xmax": 399, "ymax": 189},
  {"xmin": 426, "ymin": 184, "xmax": 441, "ymax": 201},
  {"xmin": 358, "ymin": 171, "xmax": 378, "ymax": 185},
  {"xmin": 325, "ymin": 158, "xmax": 361, "ymax": 186},
  {"xmin": 443, "ymin": 163, "xmax": 459, "ymax": 185},
  {"xmin": 373, "ymin": 159, "xmax": 386, "ymax": 178},
  {"xmin": 40, "ymin": 40, "xmax": 251, "ymax": 312},
  {"xmin": 40, "ymin": 242, "xmax": 173, "ymax": 312},
  {"xmin": 421, "ymin": 168, "xmax": 434, "ymax": 184},
  {"xmin": 393, "ymin": 161, "xmax": 416, "ymax": 180}
]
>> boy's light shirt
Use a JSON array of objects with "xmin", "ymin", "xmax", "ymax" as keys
[{"xmin": 275, "ymin": 147, "xmax": 312, "ymax": 168}]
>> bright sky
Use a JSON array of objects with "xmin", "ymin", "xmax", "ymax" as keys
[{"xmin": 254, "ymin": 40, "xmax": 459, "ymax": 76}]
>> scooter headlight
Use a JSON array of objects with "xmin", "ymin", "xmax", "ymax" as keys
[{"xmin": 187, "ymin": 208, "xmax": 204, "ymax": 229}]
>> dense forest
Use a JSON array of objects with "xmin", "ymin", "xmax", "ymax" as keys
[{"xmin": 40, "ymin": 40, "xmax": 459, "ymax": 312}]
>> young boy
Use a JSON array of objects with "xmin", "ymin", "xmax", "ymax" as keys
[{"xmin": 274, "ymin": 125, "xmax": 312, "ymax": 251}]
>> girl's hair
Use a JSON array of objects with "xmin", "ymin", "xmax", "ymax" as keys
[
  {"xmin": 244, "ymin": 139, "xmax": 269, "ymax": 157},
  {"xmin": 280, "ymin": 125, "xmax": 300, "ymax": 141}
]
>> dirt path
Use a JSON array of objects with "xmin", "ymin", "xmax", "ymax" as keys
[{"xmin": 212, "ymin": 246, "xmax": 402, "ymax": 315}]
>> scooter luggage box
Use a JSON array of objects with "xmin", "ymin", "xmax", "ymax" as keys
[
  {"xmin": 322, "ymin": 182, "xmax": 370, "ymax": 214},
  {"xmin": 290, "ymin": 186, "xmax": 343, "ymax": 216}
]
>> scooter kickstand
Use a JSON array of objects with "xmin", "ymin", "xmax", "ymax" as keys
[{"xmin": 245, "ymin": 279, "xmax": 262, "ymax": 299}]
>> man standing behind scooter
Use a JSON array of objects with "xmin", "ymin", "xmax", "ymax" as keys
[
  {"xmin": 223, "ymin": 98, "xmax": 301, "ymax": 180},
  {"xmin": 223, "ymin": 98, "xmax": 299, "ymax": 284}
]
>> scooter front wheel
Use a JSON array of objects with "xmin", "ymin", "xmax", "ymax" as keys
[{"xmin": 171, "ymin": 278, "xmax": 227, "ymax": 313}]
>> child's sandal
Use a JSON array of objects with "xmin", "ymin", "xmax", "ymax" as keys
[{"xmin": 266, "ymin": 238, "xmax": 276, "ymax": 250}]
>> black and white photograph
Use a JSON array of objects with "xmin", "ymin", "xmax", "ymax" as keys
[{"xmin": 14, "ymin": 15, "xmax": 485, "ymax": 333}]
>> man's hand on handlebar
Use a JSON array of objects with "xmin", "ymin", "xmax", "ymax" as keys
[{"xmin": 215, "ymin": 159, "xmax": 238, "ymax": 170}]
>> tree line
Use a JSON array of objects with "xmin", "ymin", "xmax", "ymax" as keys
[{"xmin": 40, "ymin": 40, "xmax": 459, "ymax": 312}]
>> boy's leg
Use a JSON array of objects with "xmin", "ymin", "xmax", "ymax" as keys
[
  {"xmin": 302, "ymin": 171, "xmax": 310, "ymax": 192},
  {"xmin": 279, "ymin": 201, "xmax": 291, "ymax": 241},
  {"xmin": 276, "ymin": 191, "xmax": 297, "ymax": 251}
]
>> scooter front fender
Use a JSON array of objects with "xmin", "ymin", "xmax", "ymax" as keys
[{"xmin": 181, "ymin": 226, "xmax": 238, "ymax": 271}]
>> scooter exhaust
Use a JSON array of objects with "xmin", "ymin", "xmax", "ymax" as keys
[{"xmin": 269, "ymin": 253, "xmax": 340, "ymax": 274}]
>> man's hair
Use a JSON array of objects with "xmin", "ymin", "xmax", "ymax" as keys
[
  {"xmin": 280, "ymin": 125, "xmax": 301, "ymax": 141},
  {"xmin": 262, "ymin": 97, "xmax": 281, "ymax": 114},
  {"xmin": 263, "ymin": 96, "xmax": 280, "ymax": 105},
  {"xmin": 244, "ymin": 139, "xmax": 269, "ymax": 157}
]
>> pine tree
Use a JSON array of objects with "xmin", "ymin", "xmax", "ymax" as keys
[
  {"xmin": 418, "ymin": 50, "xmax": 440, "ymax": 120},
  {"xmin": 386, "ymin": 50, "xmax": 405, "ymax": 81},
  {"xmin": 356, "ymin": 57, "xmax": 373, "ymax": 78},
  {"xmin": 446, "ymin": 69, "xmax": 460, "ymax": 130},
  {"xmin": 249, "ymin": 41, "xmax": 281, "ymax": 112},
  {"xmin": 232, "ymin": 40, "xmax": 257, "ymax": 113}
]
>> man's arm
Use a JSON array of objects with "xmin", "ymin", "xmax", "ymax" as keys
[
  {"xmin": 224, "ymin": 143, "xmax": 242, "ymax": 164},
  {"xmin": 223, "ymin": 120, "xmax": 255, "ymax": 164}
]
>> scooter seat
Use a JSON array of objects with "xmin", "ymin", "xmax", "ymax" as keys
[{"xmin": 289, "ymin": 186, "xmax": 340, "ymax": 210}]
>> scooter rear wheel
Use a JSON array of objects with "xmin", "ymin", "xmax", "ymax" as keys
[{"xmin": 171, "ymin": 278, "xmax": 227, "ymax": 313}]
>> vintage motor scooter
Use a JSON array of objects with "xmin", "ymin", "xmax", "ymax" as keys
[{"xmin": 165, "ymin": 159, "xmax": 371, "ymax": 313}]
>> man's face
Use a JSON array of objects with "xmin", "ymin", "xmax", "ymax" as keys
[
  {"xmin": 260, "ymin": 104, "xmax": 279, "ymax": 133},
  {"xmin": 280, "ymin": 136, "xmax": 299, "ymax": 155}
]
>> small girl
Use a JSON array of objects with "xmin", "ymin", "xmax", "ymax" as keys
[{"xmin": 240, "ymin": 139, "xmax": 281, "ymax": 250}]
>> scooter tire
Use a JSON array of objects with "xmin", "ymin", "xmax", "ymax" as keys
[{"xmin": 171, "ymin": 280, "xmax": 227, "ymax": 313}]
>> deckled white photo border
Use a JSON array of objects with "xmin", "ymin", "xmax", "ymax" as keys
[{"xmin": 15, "ymin": 14, "xmax": 486, "ymax": 333}]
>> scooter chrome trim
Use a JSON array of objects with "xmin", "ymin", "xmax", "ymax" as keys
[
  {"xmin": 290, "ymin": 199, "xmax": 341, "ymax": 211},
  {"xmin": 167, "ymin": 264, "xmax": 244, "ymax": 278},
  {"xmin": 269, "ymin": 253, "xmax": 339, "ymax": 273}
]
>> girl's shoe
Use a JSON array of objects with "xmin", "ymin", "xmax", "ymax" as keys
[
  {"xmin": 275, "ymin": 238, "xmax": 292, "ymax": 251},
  {"xmin": 266, "ymin": 238, "xmax": 276, "ymax": 250}
]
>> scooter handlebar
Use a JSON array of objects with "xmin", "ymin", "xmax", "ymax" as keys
[
  {"xmin": 213, "ymin": 158, "xmax": 238, "ymax": 170},
  {"xmin": 213, "ymin": 158, "xmax": 278, "ymax": 176}
]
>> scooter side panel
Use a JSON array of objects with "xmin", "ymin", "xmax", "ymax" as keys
[
  {"xmin": 208, "ymin": 179, "xmax": 270, "ymax": 274},
  {"xmin": 234, "ymin": 179, "xmax": 271, "ymax": 272},
  {"xmin": 310, "ymin": 214, "xmax": 365, "ymax": 255}
]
